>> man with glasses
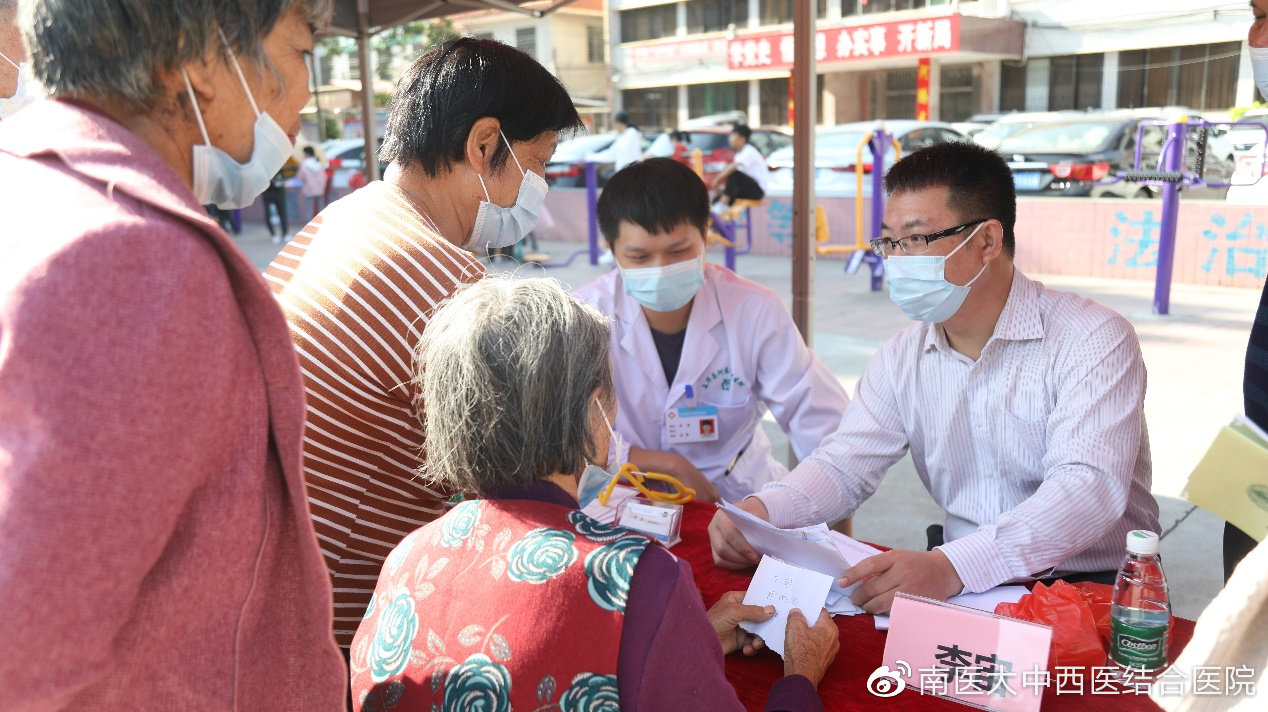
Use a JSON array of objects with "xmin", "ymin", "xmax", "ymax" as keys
[{"xmin": 709, "ymin": 141, "xmax": 1159, "ymax": 613}]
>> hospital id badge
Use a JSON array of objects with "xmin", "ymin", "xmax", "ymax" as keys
[{"xmin": 666, "ymin": 405, "xmax": 720, "ymax": 444}]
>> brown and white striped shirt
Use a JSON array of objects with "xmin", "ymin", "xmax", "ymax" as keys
[{"xmin": 265, "ymin": 181, "xmax": 484, "ymax": 647}]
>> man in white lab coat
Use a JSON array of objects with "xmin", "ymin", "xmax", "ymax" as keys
[
  {"xmin": 585, "ymin": 110, "xmax": 644, "ymax": 172},
  {"xmin": 574, "ymin": 158, "xmax": 849, "ymax": 503}
]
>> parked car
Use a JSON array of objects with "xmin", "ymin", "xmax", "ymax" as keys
[
  {"xmin": 766, "ymin": 120, "xmax": 968, "ymax": 197},
  {"xmin": 545, "ymin": 131, "xmax": 661, "ymax": 188},
  {"xmin": 973, "ymin": 111, "xmax": 1086, "ymax": 150},
  {"xmin": 998, "ymin": 111, "xmax": 1233, "ymax": 199},
  {"xmin": 643, "ymin": 125, "xmax": 792, "ymax": 186},
  {"xmin": 322, "ymin": 137, "xmax": 384, "ymax": 191}
]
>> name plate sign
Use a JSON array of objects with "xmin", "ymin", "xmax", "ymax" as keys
[{"xmin": 879, "ymin": 593, "xmax": 1053, "ymax": 712}]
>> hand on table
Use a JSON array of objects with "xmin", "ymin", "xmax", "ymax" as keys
[
  {"xmin": 706, "ymin": 590, "xmax": 773, "ymax": 656},
  {"xmin": 707, "ymin": 497, "xmax": 768, "ymax": 569},
  {"xmin": 783, "ymin": 608, "xmax": 840, "ymax": 688},
  {"xmin": 839, "ymin": 548, "xmax": 964, "ymax": 614}
]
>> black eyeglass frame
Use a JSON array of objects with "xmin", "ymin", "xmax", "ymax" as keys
[{"xmin": 869, "ymin": 218, "xmax": 991, "ymax": 258}]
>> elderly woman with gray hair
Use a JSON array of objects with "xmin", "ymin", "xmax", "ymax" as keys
[
  {"xmin": 350, "ymin": 276, "xmax": 839, "ymax": 712},
  {"xmin": 0, "ymin": 1, "xmax": 345, "ymax": 709}
]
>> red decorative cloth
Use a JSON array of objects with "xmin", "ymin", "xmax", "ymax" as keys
[
  {"xmin": 350, "ymin": 498, "xmax": 652, "ymax": 711},
  {"xmin": 675, "ymin": 501, "xmax": 1195, "ymax": 711}
]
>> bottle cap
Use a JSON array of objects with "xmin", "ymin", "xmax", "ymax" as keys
[{"xmin": 1125, "ymin": 529, "xmax": 1160, "ymax": 556}]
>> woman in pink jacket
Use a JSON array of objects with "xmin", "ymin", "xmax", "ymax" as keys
[{"xmin": 0, "ymin": 1, "xmax": 345, "ymax": 709}]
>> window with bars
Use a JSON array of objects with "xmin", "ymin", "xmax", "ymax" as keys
[
  {"xmin": 1048, "ymin": 53, "xmax": 1104, "ymax": 111},
  {"xmin": 515, "ymin": 27, "xmax": 536, "ymax": 59},
  {"xmin": 1117, "ymin": 42, "xmax": 1238, "ymax": 110},
  {"xmin": 758, "ymin": 0, "xmax": 827, "ymax": 25},
  {"xmin": 1000, "ymin": 62, "xmax": 1027, "ymax": 112},
  {"xmin": 688, "ymin": 81, "xmax": 750, "ymax": 119},
  {"xmin": 759, "ymin": 75, "xmax": 826, "ymax": 126},
  {"xmin": 587, "ymin": 25, "xmax": 604, "ymax": 63},
  {"xmin": 686, "ymin": 0, "xmax": 748, "ymax": 34},
  {"xmin": 622, "ymin": 86, "xmax": 679, "ymax": 131},
  {"xmin": 882, "ymin": 68, "xmax": 917, "ymax": 120},
  {"xmin": 939, "ymin": 64, "xmax": 978, "ymax": 122},
  {"xmin": 620, "ymin": 4, "xmax": 678, "ymax": 43}
]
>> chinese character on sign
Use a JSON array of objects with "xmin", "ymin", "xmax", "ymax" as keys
[
  {"xmin": 756, "ymin": 38, "xmax": 772, "ymax": 66},
  {"xmin": 915, "ymin": 21, "xmax": 934, "ymax": 52},
  {"xmin": 919, "ymin": 667, "xmax": 949, "ymax": 696},
  {"xmin": 934, "ymin": 644, "xmax": 973, "ymax": 681},
  {"xmin": 1226, "ymin": 665, "xmax": 1258, "ymax": 697},
  {"xmin": 933, "ymin": 18, "xmax": 953, "ymax": 50},
  {"xmin": 852, "ymin": 28, "xmax": 871, "ymax": 57},
  {"xmin": 1107, "ymin": 209, "xmax": 1161, "ymax": 268},
  {"xmin": 1201, "ymin": 212, "xmax": 1268, "ymax": 278},
  {"xmin": 897, "ymin": 23, "xmax": 916, "ymax": 53},
  {"xmin": 916, "ymin": 88, "xmax": 929, "ymax": 105},
  {"xmin": 729, "ymin": 42, "xmax": 745, "ymax": 68},
  {"xmin": 1054, "ymin": 666, "xmax": 1084, "ymax": 695},
  {"xmin": 1152, "ymin": 665, "xmax": 1187, "ymax": 698},
  {"xmin": 835, "ymin": 29, "xmax": 852, "ymax": 59},
  {"xmin": 975, "ymin": 653, "xmax": 1016, "ymax": 697},
  {"xmin": 743, "ymin": 40, "xmax": 758, "ymax": 67},
  {"xmin": 1020, "ymin": 667, "xmax": 1050, "ymax": 696},
  {"xmin": 1192, "ymin": 666, "xmax": 1223, "ymax": 695},
  {"xmin": 1090, "ymin": 666, "xmax": 1120, "ymax": 694},
  {"xmin": 780, "ymin": 35, "xmax": 794, "ymax": 64},
  {"xmin": 869, "ymin": 26, "xmax": 887, "ymax": 55},
  {"xmin": 815, "ymin": 31, "xmax": 827, "ymax": 61}
]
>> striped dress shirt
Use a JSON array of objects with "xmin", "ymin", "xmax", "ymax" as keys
[
  {"xmin": 755, "ymin": 270, "xmax": 1160, "ymax": 593},
  {"xmin": 265, "ymin": 181, "xmax": 485, "ymax": 646}
]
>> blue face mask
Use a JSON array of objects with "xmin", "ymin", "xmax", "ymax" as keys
[
  {"xmin": 181, "ymin": 38, "xmax": 293, "ymax": 210},
  {"xmin": 466, "ymin": 132, "xmax": 549, "ymax": 250},
  {"xmin": 884, "ymin": 221, "xmax": 987, "ymax": 323},
  {"xmin": 576, "ymin": 400, "xmax": 622, "ymax": 509},
  {"xmin": 620, "ymin": 254, "xmax": 705, "ymax": 313}
]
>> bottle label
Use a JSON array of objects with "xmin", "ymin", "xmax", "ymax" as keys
[{"xmin": 1110, "ymin": 618, "xmax": 1168, "ymax": 670}]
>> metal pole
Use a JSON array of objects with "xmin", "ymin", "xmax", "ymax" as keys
[
  {"xmin": 585, "ymin": 161, "xmax": 599, "ymax": 265},
  {"xmin": 356, "ymin": 0, "xmax": 380, "ymax": 182},
  {"xmin": 1153, "ymin": 119, "xmax": 1185, "ymax": 315},
  {"xmin": 791, "ymin": 0, "xmax": 817, "ymax": 344},
  {"xmin": 867, "ymin": 130, "xmax": 888, "ymax": 291}
]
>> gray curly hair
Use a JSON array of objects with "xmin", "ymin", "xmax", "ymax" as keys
[
  {"xmin": 20, "ymin": 0, "xmax": 331, "ymax": 112},
  {"xmin": 415, "ymin": 276, "xmax": 614, "ymax": 495}
]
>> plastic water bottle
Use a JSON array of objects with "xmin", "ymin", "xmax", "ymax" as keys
[{"xmin": 1109, "ymin": 530, "xmax": 1170, "ymax": 673}]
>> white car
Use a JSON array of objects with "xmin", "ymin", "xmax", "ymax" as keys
[
  {"xmin": 766, "ymin": 120, "xmax": 968, "ymax": 198},
  {"xmin": 322, "ymin": 137, "xmax": 383, "ymax": 190}
]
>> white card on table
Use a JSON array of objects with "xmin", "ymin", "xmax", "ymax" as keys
[{"xmin": 739, "ymin": 555, "xmax": 835, "ymax": 658}]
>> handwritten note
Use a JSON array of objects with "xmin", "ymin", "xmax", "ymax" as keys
[
  {"xmin": 739, "ymin": 555, "xmax": 835, "ymax": 658},
  {"xmin": 718, "ymin": 500, "xmax": 868, "ymax": 614}
]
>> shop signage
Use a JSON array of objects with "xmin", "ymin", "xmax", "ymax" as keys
[
  {"xmin": 630, "ymin": 37, "xmax": 729, "ymax": 64},
  {"xmin": 726, "ymin": 15, "xmax": 960, "ymax": 70}
]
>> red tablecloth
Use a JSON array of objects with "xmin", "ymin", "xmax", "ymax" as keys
[{"xmin": 673, "ymin": 500, "xmax": 1194, "ymax": 711}]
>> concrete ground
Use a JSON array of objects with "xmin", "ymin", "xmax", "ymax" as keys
[{"xmin": 240, "ymin": 224, "xmax": 1257, "ymax": 620}]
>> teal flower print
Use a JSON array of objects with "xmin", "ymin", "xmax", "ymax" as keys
[
  {"xmin": 560, "ymin": 672, "xmax": 620, "ymax": 711},
  {"xmin": 443, "ymin": 653, "xmax": 511, "ymax": 712},
  {"xmin": 440, "ymin": 501, "xmax": 481, "ymax": 548},
  {"xmin": 584, "ymin": 536, "xmax": 649, "ymax": 612},
  {"xmin": 506, "ymin": 527, "xmax": 578, "ymax": 584},
  {"xmin": 568, "ymin": 510, "xmax": 635, "ymax": 543},
  {"xmin": 385, "ymin": 534, "xmax": 413, "ymax": 574},
  {"xmin": 368, "ymin": 589, "xmax": 419, "ymax": 683}
]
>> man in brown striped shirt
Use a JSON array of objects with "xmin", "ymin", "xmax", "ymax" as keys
[{"xmin": 265, "ymin": 38, "xmax": 582, "ymax": 648}]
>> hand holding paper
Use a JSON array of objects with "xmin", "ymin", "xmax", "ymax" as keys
[{"xmin": 739, "ymin": 555, "xmax": 835, "ymax": 658}]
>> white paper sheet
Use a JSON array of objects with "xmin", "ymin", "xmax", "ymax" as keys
[
  {"xmin": 872, "ymin": 585, "xmax": 1030, "ymax": 630},
  {"xmin": 718, "ymin": 501, "xmax": 873, "ymax": 615},
  {"xmin": 739, "ymin": 555, "xmax": 835, "ymax": 658}
]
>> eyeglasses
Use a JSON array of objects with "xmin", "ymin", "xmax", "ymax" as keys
[
  {"xmin": 869, "ymin": 218, "xmax": 990, "ymax": 258},
  {"xmin": 598, "ymin": 463, "xmax": 696, "ymax": 506}
]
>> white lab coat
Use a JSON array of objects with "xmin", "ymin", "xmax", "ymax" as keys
[
  {"xmin": 585, "ymin": 126, "xmax": 644, "ymax": 171},
  {"xmin": 575, "ymin": 262, "xmax": 849, "ymax": 502}
]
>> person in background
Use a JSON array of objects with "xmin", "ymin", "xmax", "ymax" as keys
[
  {"xmin": 710, "ymin": 123, "xmax": 769, "ymax": 211},
  {"xmin": 264, "ymin": 37, "xmax": 575, "ymax": 656},
  {"xmin": 586, "ymin": 109, "xmax": 643, "ymax": 171},
  {"xmin": 351, "ymin": 276, "xmax": 840, "ymax": 712},
  {"xmin": 298, "ymin": 143, "xmax": 325, "ymax": 217},
  {"xmin": 0, "ymin": 1, "xmax": 345, "ymax": 708},
  {"xmin": 0, "ymin": 0, "xmax": 29, "ymax": 120},
  {"xmin": 709, "ymin": 142, "xmax": 1160, "ymax": 614},
  {"xmin": 263, "ymin": 162, "xmax": 291, "ymax": 243},
  {"xmin": 575, "ymin": 158, "xmax": 848, "ymax": 504},
  {"xmin": 669, "ymin": 129, "xmax": 692, "ymax": 166}
]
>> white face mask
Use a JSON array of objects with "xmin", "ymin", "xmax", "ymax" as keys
[
  {"xmin": 576, "ymin": 399, "xmax": 622, "ymax": 509},
  {"xmin": 181, "ymin": 35, "xmax": 294, "ymax": 209},
  {"xmin": 1251, "ymin": 45, "xmax": 1268, "ymax": 101},
  {"xmin": 0, "ymin": 53, "xmax": 35, "ymax": 120},
  {"xmin": 884, "ymin": 221, "xmax": 988, "ymax": 323},
  {"xmin": 466, "ymin": 131, "xmax": 549, "ymax": 250}
]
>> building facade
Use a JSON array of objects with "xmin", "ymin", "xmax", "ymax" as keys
[{"xmin": 608, "ymin": 0, "xmax": 1257, "ymax": 131}]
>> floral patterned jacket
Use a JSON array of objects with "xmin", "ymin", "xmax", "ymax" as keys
[{"xmin": 351, "ymin": 487, "xmax": 651, "ymax": 711}]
